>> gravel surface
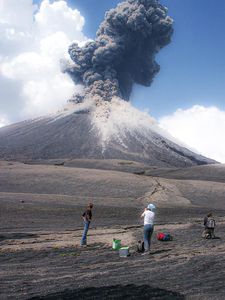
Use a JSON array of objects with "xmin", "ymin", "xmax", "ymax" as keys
[{"xmin": 1, "ymin": 160, "xmax": 225, "ymax": 299}]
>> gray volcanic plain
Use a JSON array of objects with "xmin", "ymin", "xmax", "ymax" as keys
[{"xmin": 1, "ymin": 159, "xmax": 225, "ymax": 299}]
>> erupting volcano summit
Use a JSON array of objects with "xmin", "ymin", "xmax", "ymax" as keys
[{"xmin": 0, "ymin": 0, "xmax": 216, "ymax": 167}]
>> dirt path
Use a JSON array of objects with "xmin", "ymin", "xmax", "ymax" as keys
[{"xmin": 0, "ymin": 223, "xmax": 191, "ymax": 253}]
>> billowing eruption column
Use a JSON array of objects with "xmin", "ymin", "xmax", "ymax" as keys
[{"xmin": 64, "ymin": 0, "xmax": 173, "ymax": 103}]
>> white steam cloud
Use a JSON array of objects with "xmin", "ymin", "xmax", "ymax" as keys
[
  {"xmin": 0, "ymin": 0, "xmax": 87, "ymax": 123},
  {"xmin": 0, "ymin": 115, "xmax": 9, "ymax": 128},
  {"xmin": 159, "ymin": 105, "xmax": 225, "ymax": 163}
]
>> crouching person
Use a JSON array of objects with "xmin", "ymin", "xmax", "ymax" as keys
[
  {"xmin": 202, "ymin": 213, "xmax": 215, "ymax": 239},
  {"xmin": 141, "ymin": 204, "xmax": 156, "ymax": 254}
]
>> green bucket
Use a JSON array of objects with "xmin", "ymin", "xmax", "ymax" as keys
[{"xmin": 112, "ymin": 239, "xmax": 121, "ymax": 250}]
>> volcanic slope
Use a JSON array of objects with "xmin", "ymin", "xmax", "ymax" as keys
[
  {"xmin": 0, "ymin": 100, "xmax": 215, "ymax": 167},
  {"xmin": 144, "ymin": 163, "xmax": 225, "ymax": 182}
]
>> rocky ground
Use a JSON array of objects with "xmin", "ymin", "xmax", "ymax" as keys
[{"xmin": 1, "ymin": 159, "xmax": 225, "ymax": 299}]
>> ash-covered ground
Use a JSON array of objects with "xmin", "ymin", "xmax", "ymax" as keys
[{"xmin": 1, "ymin": 159, "xmax": 225, "ymax": 299}]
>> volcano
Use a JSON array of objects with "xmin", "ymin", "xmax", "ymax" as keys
[
  {"xmin": 0, "ymin": 1, "xmax": 213, "ymax": 167},
  {"xmin": 0, "ymin": 99, "xmax": 215, "ymax": 167}
]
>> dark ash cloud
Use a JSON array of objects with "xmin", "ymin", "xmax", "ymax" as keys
[{"xmin": 63, "ymin": 0, "xmax": 173, "ymax": 103}]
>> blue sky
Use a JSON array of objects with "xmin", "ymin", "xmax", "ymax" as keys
[{"xmin": 61, "ymin": 0, "xmax": 225, "ymax": 118}]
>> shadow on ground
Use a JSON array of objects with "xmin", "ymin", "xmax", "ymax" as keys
[
  {"xmin": 0, "ymin": 233, "xmax": 39, "ymax": 241},
  {"xmin": 30, "ymin": 284, "xmax": 184, "ymax": 300}
]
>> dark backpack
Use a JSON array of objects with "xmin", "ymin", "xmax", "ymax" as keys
[{"xmin": 137, "ymin": 240, "xmax": 145, "ymax": 253}]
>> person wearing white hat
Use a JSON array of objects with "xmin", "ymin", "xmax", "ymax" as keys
[{"xmin": 141, "ymin": 203, "xmax": 156, "ymax": 254}]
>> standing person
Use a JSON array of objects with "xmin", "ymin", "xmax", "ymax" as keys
[
  {"xmin": 81, "ymin": 203, "xmax": 93, "ymax": 246},
  {"xmin": 141, "ymin": 203, "xmax": 156, "ymax": 254},
  {"xmin": 203, "ymin": 212, "xmax": 215, "ymax": 239}
]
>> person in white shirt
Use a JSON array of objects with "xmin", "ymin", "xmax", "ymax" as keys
[{"xmin": 141, "ymin": 203, "xmax": 156, "ymax": 253}]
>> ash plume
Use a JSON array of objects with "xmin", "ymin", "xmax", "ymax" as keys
[{"xmin": 63, "ymin": 0, "xmax": 173, "ymax": 103}]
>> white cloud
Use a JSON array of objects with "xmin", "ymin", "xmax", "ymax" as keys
[
  {"xmin": 35, "ymin": 0, "xmax": 85, "ymax": 38},
  {"xmin": 0, "ymin": 115, "xmax": 9, "ymax": 128},
  {"xmin": 159, "ymin": 105, "xmax": 225, "ymax": 163},
  {"xmin": 0, "ymin": 0, "xmax": 87, "ymax": 122},
  {"xmin": 0, "ymin": 0, "xmax": 36, "ymax": 29}
]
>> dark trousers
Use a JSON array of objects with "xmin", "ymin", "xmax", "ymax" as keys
[{"xmin": 203, "ymin": 228, "xmax": 215, "ymax": 239}]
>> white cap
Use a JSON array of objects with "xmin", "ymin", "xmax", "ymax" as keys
[{"xmin": 147, "ymin": 204, "xmax": 156, "ymax": 211}]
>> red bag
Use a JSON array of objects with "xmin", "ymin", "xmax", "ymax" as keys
[
  {"xmin": 157, "ymin": 232, "xmax": 173, "ymax": 241},
  {"xmin": 157, "ymin": 232, "xmax": 165, "ymax": 240}
]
